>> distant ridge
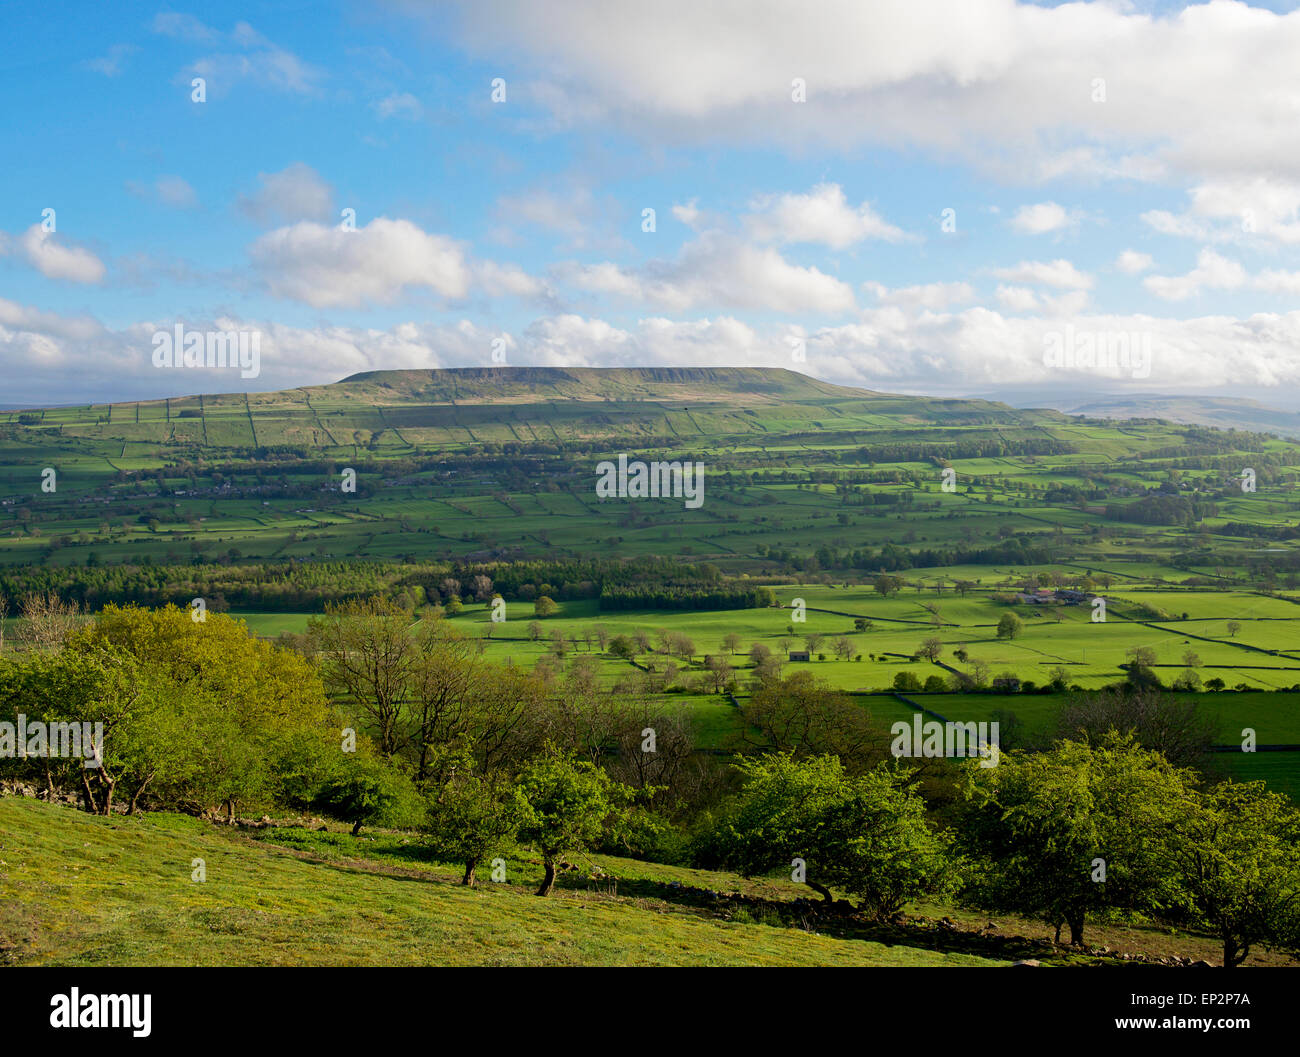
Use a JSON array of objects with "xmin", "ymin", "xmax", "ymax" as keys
[{"xmin": 333, "ymin": 365, "xmax": 868, "ymax": 403}]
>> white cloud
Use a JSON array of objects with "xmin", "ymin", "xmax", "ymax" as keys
[
  {"xmin": 1144, "ymin": 248, "xmax": 1248, "ymax": 301},
  {"xmin": 473, "ymin": 259, "xmax": 548, "ymax": 299},
  {"xmin": 0, "ymin": 225, "xmax": 106, "ymax": 284},
  {"xmin": 432, "ymin": 0, "xmax": 1300, "ymax": 184},
  {"xmin": 237, "ymin": 163, "xmax": 333, "ymax": 225},
  {"xmin": 745, "ymin": 183, "xmax": 905, "ymax": 248},
  {"xmin": 558, "ymin": 231, "xmax": 856, "ymax": 313},
  {"xmin": 990, "ymin": 258, "xmax": 1092, "ymax": 290},
  {"xmin": 672, "ymin": 200, "xmax": 703, "ymax": 229},
  {"xmin": 995, "ymin": 285, "xmax": 1039, "ymax": 312},
  {"xmin": 7, "ymin": 298, "xmax": 1300, "ymax": 405},
  {"xmin": 1143, "ymin": 177, "xmax": 1300, "ymax": 246},
  {"xmin": 1009, "ymin": 202, "xmax": 1077, "ymax": 235},
  {"xmin": 1115, "ymin": 250, "xmax": 1154, "ymax": 275},
  {"xmin": 249, "ymin": 217, "xmax": 471, "ymax": 308}
]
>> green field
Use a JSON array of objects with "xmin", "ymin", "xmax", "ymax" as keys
[{"xmin": 0, "ymin": 798, "xmax": 999, "ymax": 967}]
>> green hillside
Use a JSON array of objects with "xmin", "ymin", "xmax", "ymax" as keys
[{"xmin": 0, "ymin": 798, "xmax": 998, "ymax": 967}]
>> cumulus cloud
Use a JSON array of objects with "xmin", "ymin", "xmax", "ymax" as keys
[
  {"xmin": 7, "ymin": 295, "xmax": 1300, "ymax": 406},
  {"xmin": 1115, "ymin": 250, "xmax": 1154, "ymax": 274},
  {"xmin": 0, "ymin": 225, "xmax": 106, "ymax": 283},
  {"xmin": 745, "ymin": 183, "xmax": 906, "ymax": 248},
  {"xmin": 1009, "ymin": 202, "xmax": 1078, "ymax": 236},
  {"xmin": 249, "ymin": 217, "xmax": 471, "ymax": 308},
  {"xmin": 995, "ymin": 285, "xmax": 1039, "ymax": 312},
  {"xmin": 473, "ymin": 259, "xmax": 549, "ymax": 299},
  {"xmin": 557, "ymin": 231, "xmax": 856, "ymax": 313},
  {"xmin": 1144, "ymin": 177, "xmax": 1300, "ymax": 246},
  {"xmin": 1144, "ymin": 248, "xmax": 1249, "ymax": 301}
]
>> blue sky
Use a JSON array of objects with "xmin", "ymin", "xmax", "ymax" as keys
[{"xmin": 2, "ymin": 0, "xmax": 1299, "ymax": 406}]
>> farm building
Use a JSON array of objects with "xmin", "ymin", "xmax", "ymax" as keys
[{"xmin": 788, "ymin": 650, "xmax": 811, "ymax": 662}]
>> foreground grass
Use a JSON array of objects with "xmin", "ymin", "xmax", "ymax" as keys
[{"xmin": 0, "ymin": 799, "xmax": 999, "ymax": 967}]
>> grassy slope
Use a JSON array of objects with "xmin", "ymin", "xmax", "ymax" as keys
[{"xmin": 0, "ymin": 799, "xmax": 998, "ymax": 967}]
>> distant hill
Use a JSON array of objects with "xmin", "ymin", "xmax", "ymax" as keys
[
  {"xmin": 336, "ymin": 366, "xmax": 858, "ymax": 402},
  {"xmin": 0, "ymin": 367, "xmax": 1064, "ymax": 454},
  {"xmin": 1067, "ymin": 394, "xmax": 1300, "ymax": 440}
]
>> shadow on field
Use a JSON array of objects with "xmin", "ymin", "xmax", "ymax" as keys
[{"xmin": 577, "ymin": 875, "xmax": 1060, "ymax": 963}]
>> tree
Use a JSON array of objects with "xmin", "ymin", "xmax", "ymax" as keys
[
  {"xmin": 960, "ymin": 733, "xmax": 1191, "ymax": 946},
  {"xmin": 739, "ymin": 671, "xmax": 889, "ymax": 773},
  {"xmin": 704, "ymin": 654, "xmax": 734, "ymax": 694},
  {"xmin": 425, "ymin": 768, "xmax": 526, "ymax": 886},
  {"xmin": 708, "ymin": 753, "xmax": 952, "ymax": 915},
  {"xmin": 527, "ymin": 621, "xmax": 543, "ymax": 641},
  {"xmin": 722, "ymin": 633, "xmax": 743, "ymax": 655},
  {"xmin": 832, "ymin": 636, "xmax": 854, "ymax": 661},
  {"xmin": 316, "ymin": 754, "xmax": 419, "ymax": 836},
  {"xmin": 803, "ymin": 632, "xmax": 825, "ymax": 655},
  {"xmin": 873, "ymin": 574, "xmax": 906, "ymax": 598},
  {"xmin": 309, "ymin": 598, "xmax": 416, "ymax": 759},
  {"xmin": 1056, "ymin": 688, "xmax": 1216, "ymax": 770},
  {"xmin": 16, "ymin": 591, "xmax": 85, "ymax": 653},
  {"xmin": 996, "ymin": 612, "xmax": 1023, "ymax": 640},
  {"xmin": 534, "ymin": 596, "xmax": 559, "ymax": 618},
  {"xmin": 76, "ymin": 605, "xmax": 337, "ymax": 820},
  {"xmin": 1127, "ymin": 646, "xmax": 1158, "ymax": 668},
  {"xmin": 1226, "ymin": 621, "xmax": 1242, "ymax": 638},
  {"xmin": 1168, "ymin": 781, "xmax": 1300, "ymax": 968},
  {"xmin": 515, "ymin": 751, "xmax": 632, "ymax": 896},
  {"xmin": 918, "ymin": 637, "xmax": 943, "ymax": 662},
  {"xmin": 893, "ymin": 671, "xmax": 922, "ymax": 692}
]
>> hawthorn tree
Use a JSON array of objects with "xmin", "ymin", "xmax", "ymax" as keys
[
  {"xmin": 709, "ymin": 753, "xmax": 951, "ymax": 916},
  {"xmin": 960, "ymin": 733, "xmax": 1190, "ymax": 946},
  {"xmin": 1168, "ymin": 781, "xmax": 1300, "ymax": 968},
  {"xmin": 425, "ymin": 767, "xmax": 527, "ymax": 886},
  {"xmin": 515, "ymin": 751, "xmax": 632, "ymax": 896}
]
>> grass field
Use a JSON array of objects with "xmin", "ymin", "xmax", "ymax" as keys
[
  {"xmin": 7, "ymin": 797, "xmax": 1290, "ymax": 967},
  {"xmin": 0, "ymin": 798, "xmax": 997, "ymax": 967}
]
